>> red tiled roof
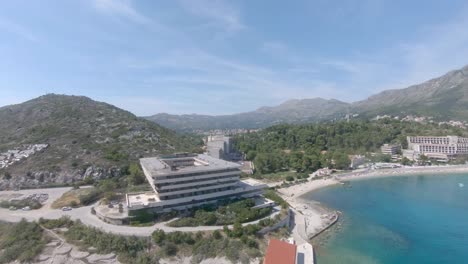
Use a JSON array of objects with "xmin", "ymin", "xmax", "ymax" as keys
[{"xmin": 263, "ymin": 239, "xmax": 296, "ymax": 264}]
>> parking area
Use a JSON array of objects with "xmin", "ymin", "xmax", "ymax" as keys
[{"xmin": 0, "ymin": 187, "xmax": 74, "ymax": 209}]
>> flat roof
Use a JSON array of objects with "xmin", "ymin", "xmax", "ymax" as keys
[
  {"xmin": 239, "ymin": 178, "xmax": 266, "ymax": 187},
  {"xmin": 127, "ymin": 192, "xmax": 160, "ymax": 207},
  {"xmin": 140, "ymin": 154, "xmax": 241, "ymax": 178},
  {"xmin": 264, "ymin": 239, "xmax": 297, "ymax": 264}
]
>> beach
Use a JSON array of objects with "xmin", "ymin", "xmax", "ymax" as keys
[
  {"xmin": 277, "ymin": 178, "xmax": 340, "ymax": 243},
  {"xmin": 277, "ymin": 164, "xmax": 468, "ymax": 243},
  {"xmin": 336, "ymin": 164, "xmax": 468, "ymax": 182}
]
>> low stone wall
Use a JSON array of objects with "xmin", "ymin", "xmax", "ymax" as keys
[
  {"xmin": 309, "ymin": 211, "xmax": 339, "ymax": 239},
  {"xmin": 257, "ymin": 209, "xmax": 291, "ymax": 235},
  {"xmin": 94, "ymin": 206, "xmax": 127, "ymax": 225}
]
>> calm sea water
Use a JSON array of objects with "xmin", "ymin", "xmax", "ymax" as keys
[{"xmin": 304, "ymin": 174, "xmax": 468, "ymax": 264}]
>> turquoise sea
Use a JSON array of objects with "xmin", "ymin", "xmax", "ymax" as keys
[{"xmin": 304, "ymin": 174, "xmax": 468, "ymax": 264}]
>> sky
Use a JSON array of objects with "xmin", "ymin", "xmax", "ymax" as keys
[{"xmin": 1, "ymin": 0, "xmax": 468, "ymax": 116}]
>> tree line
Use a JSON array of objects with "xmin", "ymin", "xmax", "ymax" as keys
[{"xmin": 233, "ymin": 119, "xmax": 468, "ymax": 174}]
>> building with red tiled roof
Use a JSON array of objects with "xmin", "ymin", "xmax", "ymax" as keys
[{"xmin": 263, "ymin": 239, "xmax": 297, "ymax": 264}]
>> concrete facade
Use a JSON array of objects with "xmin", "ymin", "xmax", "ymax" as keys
[
  {"xmin": 380, "ymin": 144, "xmax": 400, "ymax": 156},
  {"xmin": 407, "ymin": 136, "xmax": 468, "ymax": 160},
  {"xmin": 127, "ymin": 153, "xmax": 266, "ymax": 212},
  {"xmin": 206, "ymin": 134, "xmax": 233, "ymax": 160}
]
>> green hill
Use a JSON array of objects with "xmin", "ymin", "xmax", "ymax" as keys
[{"xmin": 0, "ymin": 94, "xmax": 199, "ymax": 189}]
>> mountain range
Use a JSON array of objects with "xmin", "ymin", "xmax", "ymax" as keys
[
  {"xmin": 1, "ymin": 64, "xmax": 468, "ymax": 188},
  {"xmin": 0, "ymin": 94, "xmax": 197, "ymax": 189},
  {"xmin": 146, "ymin": 65, "xmax": 468, "ymax": 131}
]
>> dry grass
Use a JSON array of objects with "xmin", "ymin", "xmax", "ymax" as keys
[{"xmin": 51, "ymin": 188, "xmax": 95, "ymax": 209}]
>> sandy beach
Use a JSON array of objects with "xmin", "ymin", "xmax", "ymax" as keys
[
  {"xmin": 336, "ymin": 164, "xmax": 468, "ymax": 182},
  {"xmin": 277, "ymin": 164, "xmax": 468, "ymax": 243}
]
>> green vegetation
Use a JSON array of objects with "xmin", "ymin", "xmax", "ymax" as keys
[
  {"xmin": 0, "ymin": 198, "xmax": 42, "ymax": 210},
  {"xmin": 0, "ymin": 94, "xmax": 202, "ymax": 186},
  {"xmin": 78, "ymin": 187, "xmax": 103, "ymax": 205},
  {"xmin": 39, "ymin": 217, "xmax": 151, "ymax": 263},
  {"xmin": 168, "ymin": 198, "xmax": 272, "ymax": 227},
  {"xmin": 127, "ymin": 163, "xmax": 146, "ymax": 185},
  {"xmin": 39, "ymin": 216, "xmax": 269, "ymax": 264},
  {"xmin": 152, "ymin": 226, "xmax": 263, "ymax": 264},
  {"xmin": 0, "ymin": 220, "xmax": 47, "ymax": 263},
  {"xmin": 256, "ymin": 171, "xmax": 309, "ymax": 182},
  {"xmin": 263, "ymin": 189, "xmax": 288, "ymax": 210},
  {"xmin": 234, "ymin": 119, "xmax": 468, "ymax": 176}
]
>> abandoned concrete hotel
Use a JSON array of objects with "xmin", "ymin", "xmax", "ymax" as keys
[{"xmin": 126, "ymin": 153, "xmax": 267, "ymax": 213}]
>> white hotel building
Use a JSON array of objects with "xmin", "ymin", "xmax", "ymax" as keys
[
  {"xmin": 126, "ymin": 153, "xmax": 266, "ymax": 212},
  {"xmin": 406, "ymin": 136, "xmax": 468, "ymax": 160}
]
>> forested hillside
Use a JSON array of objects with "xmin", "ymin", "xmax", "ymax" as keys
[{"xmin": 233, "ymin": 120, "xmax": 468, "ymax": 174}]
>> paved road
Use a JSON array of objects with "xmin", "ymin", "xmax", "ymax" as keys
[
  {"xmin": 289, "ymin": 209, "xmax": 308, "ymax": 244},
  {"xmin": 0, "ymin": 187, "xmax": 281, "ymax": 237}
]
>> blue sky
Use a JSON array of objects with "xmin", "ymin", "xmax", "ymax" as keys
[{"xmin": 1, "ymin": 0, "xmax": 468, "ymax": 115}]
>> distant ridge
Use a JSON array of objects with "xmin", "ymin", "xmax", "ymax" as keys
[
  {"xmin": 146, "ymin": 64, "xmax": 468, "ymax": 131},
  {"xmin": 145, "ymin": 98, "xmax": 350, "ymax": 131},
  {"xmin": 353, "ymin": 65, "xmax": 468, "ymax": 119}
]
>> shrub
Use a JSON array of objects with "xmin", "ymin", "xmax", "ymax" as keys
[
  {"xmin": 152, "ymin": 230, "xmax": 165, "ymax": 245},
  {"xmin": 39, "ymin": 216, "xmax": 74, "ymax": 229},
  {"xmin": 247, "ymin": 239, "xmax": 258, "ymax": 249},
  {"xmin": 0, "ymin": 220, "xmax": 46, "ymax": 263},
  {"xmin": 162, "ymin": 242, "xmax": 177, "ymax": 256},
  {"xmin": 264, "ymin": 189, "xmax": 289, "ymax": 209},
  {"xmin": 64, "ymin": 221, "xmax": 149, "ymax": 258},
  {"xmin": 168, "ymin": 198, "xmax": 272, "ymax": 227},
  {"xmin": 212, "ymin": 230, "xmax": 222, "ymax": 239},
  {"xmin": 78, "ymin": 188, "xmax": 102, "ymax": 205},
  {"xmin": 0, "ymin": 198, "xmax": 42, "ymax": 210}
]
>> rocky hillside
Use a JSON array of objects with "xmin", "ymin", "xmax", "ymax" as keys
[
  {"xmin": 147, "ymin": 64, "xmax": 468, "ymax": 131},
  {"xmin": 353, "ymin": 65, "xmax": 468, "ymax": 119},
  {"xmin": 0, "ymin": 94, "xmax": 198, "ymax": 189},
  {"xmin": 146, "ymin": 98, "xmax": 350, "ymax": 132}
]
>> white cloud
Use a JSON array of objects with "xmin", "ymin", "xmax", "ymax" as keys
[
  {"xmin": 77, "ymin": 1, "xmax": 468, "ymax": 114},
  {"xmin": 0, "ymin": 18, "xmax": 38, "ymax": 42},
  {"xmin": 177, "ymin": 0, "xmax": 245, "ymax": 32},
  {"xmin": 260, "ymin": 41, "xmax": 302, "ymax": 63},
  {"xmin": 396, "ymin": 10, "xmax": 468, "ymax": 88},
  {"xmin": 313, "ymin": 7, "xmax": 468, "ymax": 98},
  {"xmin": 92, "ymin": 0, "xmax": 151, "ymax": 24},
  {"xmin": 119, "ymin": 46, "xmax": 346, "ymax": 112}
]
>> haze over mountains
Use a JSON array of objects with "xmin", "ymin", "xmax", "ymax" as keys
[{"xmin": 146, "ymin": 65, "xmax": 468, "ymax": 132}]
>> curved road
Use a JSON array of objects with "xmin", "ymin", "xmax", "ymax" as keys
[{"xmin": 0, "ymin": 187, "xmax": 280, "ymax": 237}]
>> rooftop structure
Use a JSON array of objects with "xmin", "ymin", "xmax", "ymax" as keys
[
  {"xmin": 128, "ymin": 153, "xmax": 266, "ymax": 212},
  {"xmin": 206, "ymin": 134, "xmax": 234, "ymax": 160},
  {"xmin": 263, "ymin": 239, "xmax": 297, "ymax": 264}
]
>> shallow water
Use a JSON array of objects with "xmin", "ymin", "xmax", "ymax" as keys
[{"xmin": 304, "ymin": 174, "xmax": 468, "ymax": 264}]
